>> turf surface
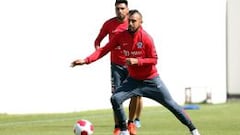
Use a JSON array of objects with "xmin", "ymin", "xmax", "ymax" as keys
[{"xmin": 0, "ymin": 99, "xmax": 239, "ymax": 135}]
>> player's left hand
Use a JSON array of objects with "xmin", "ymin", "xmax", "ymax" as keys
[
  {"xmin": 126, "ymin": 58, "xmax": 138, "ymax": 65},
  {"xmin": 70, "ymin": 59, "xmax": 86, "ymax": 67}
]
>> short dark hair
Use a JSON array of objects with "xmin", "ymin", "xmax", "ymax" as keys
[
  {"xmin": 129, "ymin": 9, "xmax": 142, "ymax": 18},
  {"xmin": 115, "ymin": 0, "xmax": 128, "ymax": 6}
]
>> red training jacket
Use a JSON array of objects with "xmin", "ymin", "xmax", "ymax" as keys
[
  {"xmin": 86, "ymin": 27, "xmax": 159, "ymax": 80},
  {"xmin": 94, "ymin": 17, "xmax": 128, "ymax": 66}
]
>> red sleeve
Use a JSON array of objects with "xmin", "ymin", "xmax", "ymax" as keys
[
  {"xmin": 94, "ymin": 21, "xmax": 109, "ymax": 48},
  {"xmin": 137, "ymin": 34, "xmax": 158, "ymax": 66},
  {"xmin": 85, "ymin": 36, "xmax": 118, "ymax": 64}
]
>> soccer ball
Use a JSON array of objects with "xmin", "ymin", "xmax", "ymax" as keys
[{"xmin": 73, "ymin": 119, "xmax": 94, "ymax": 135}]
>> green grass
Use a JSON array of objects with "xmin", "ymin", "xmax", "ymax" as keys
[{"xmin": 0, "ymin": 100, "xmax": 240, "ymax": 135}]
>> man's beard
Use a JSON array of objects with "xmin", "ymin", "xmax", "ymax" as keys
[
  {"xmin": 117, "ymin": 14, "xmax": 125, "ymax": 21},
  {"xmin": 128, "ymin": 26, "xmax": 138, "ymax": 33}
]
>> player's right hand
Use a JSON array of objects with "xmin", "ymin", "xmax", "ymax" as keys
[{"xmin": 70, "ymin": 59, "xmax": 86, "ymax": 67}]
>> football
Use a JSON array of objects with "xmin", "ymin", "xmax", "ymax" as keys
[{"xmin": 73, "ymin": 119, "xmax": 94, "ymax": 135}]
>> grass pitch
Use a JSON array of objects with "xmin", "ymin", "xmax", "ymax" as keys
[{"xmin": 0, "ymin": 99, "xmax": 239, "ymax": 135}]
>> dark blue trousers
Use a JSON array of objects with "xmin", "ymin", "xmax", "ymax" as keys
[{"xmin": 111, "ymin": 76, "xmax": 196, "ymax": 131}]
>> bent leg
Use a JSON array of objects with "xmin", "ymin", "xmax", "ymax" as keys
[
  {"xmin": 111, "ymin": 63, "xmax": 128, "ymax": 130},
  {"xmin": 142, "ymin": 76, "xmax": 196, "ymax": 131},
  {"xmin": 111, "ymin": 77, "xmax": 139, "ymax": 130}
]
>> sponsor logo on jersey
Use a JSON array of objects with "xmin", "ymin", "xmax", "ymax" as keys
[{"xmin": 137, "ymin": 42, "xmax": 143, "ymax": 48}]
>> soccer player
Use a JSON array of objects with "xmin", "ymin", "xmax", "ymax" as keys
[
  {"xmin": 94, "ymin": 0, "xmax": 142, "ymax": 134},
  {"xmin": 71, "ymin": 9, "xmax": 200, "ymax": 135}
]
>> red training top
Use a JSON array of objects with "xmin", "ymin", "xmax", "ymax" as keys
[
  {"xmin": 86, "ymin": 27, "xmax": 159, "ymax": 80},
  {"xmin": 94, "ymin": 17, "xmax": 128, "ymax": 66}
]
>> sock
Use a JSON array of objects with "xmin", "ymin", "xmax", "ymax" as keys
[
  {"xmin": 128, "ymin": 120, "xmax": 134, "ymax": 124},
  {"xmin": 189, "ymin": 126, "xmax": 196, "ymax": 132},
  {"xmin": 187, "ymin": 122, "xmax": 196, "ymax": 131},
  {"xmin": 115, "ymin": 124, "xmax": 120, "ymax": 129},
  {"xmin": 135, "ymin": 118, "xmax": 140, "ymax": 121}
]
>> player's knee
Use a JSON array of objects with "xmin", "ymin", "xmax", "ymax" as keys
[{"xmin": 110, "ymin": 94, "xmax": 119, "ymax": 105}]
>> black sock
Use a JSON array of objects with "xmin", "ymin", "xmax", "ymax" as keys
[
  {"xmin": 135, "ymin": 118, "xmax": 140, "ymax": 121},
  {"xmin": 128, "ymin": 120, "xmax": 134, "ymax": 124},
  {"xmin": 115, "ymin": 125, "xmax": 120, "ymax": 129},
  {"xmin": 188, "ymin": 124, "xmax": 196, "ymax": 131}
]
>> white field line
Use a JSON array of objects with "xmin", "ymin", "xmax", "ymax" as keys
[
  {"xmin": 0, "ymin": 109, "xmax": 166, "ymax": 127},
  {"xmin": 0, "ymin": 114, "xmax": 110, "ymax": 127}
]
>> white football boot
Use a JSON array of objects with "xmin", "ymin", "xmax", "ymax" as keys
[
  {"xmin": 119, "ymin": 130, "xmax": 130, "ymax": 135},
  {"xmin": 134, "ymin": 119, "xmax": 141, "ymax": 128},
  {"xmin": 191, "ymin": 129, "xmax": 200, "ymax": 135}
]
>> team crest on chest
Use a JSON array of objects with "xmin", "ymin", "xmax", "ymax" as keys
[{"xmin": 137, "ymin": 42, "xmax": 143, "ymax": 48}]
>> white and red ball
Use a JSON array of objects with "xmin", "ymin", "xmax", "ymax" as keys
[{"xmin": 73, "ymin": 119, "xmax": 94, "ymax": 135}]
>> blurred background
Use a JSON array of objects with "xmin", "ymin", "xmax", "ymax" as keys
[{"xmin": 0, "ymin": 0, "xmax": 239, "ymax": 114}]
